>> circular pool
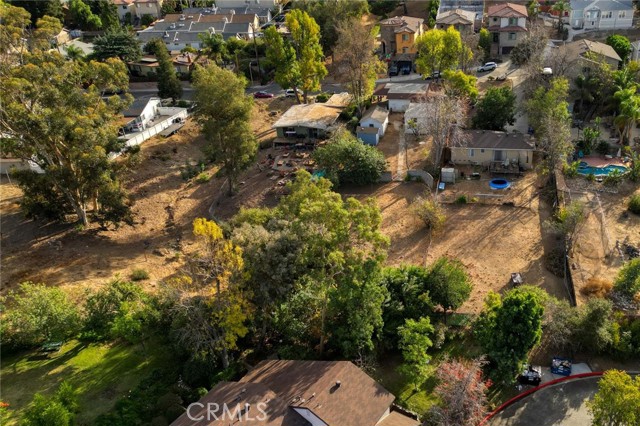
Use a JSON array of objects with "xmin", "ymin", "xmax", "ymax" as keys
[{"xmin": 489, "ymin": 178, "xmax": 511, "ymax": 190}]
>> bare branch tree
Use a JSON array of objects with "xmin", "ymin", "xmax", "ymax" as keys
[{"xmin": 412, "ymin": 95, "xmax": 467, "ymax": 171}]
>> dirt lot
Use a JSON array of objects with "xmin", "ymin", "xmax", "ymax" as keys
[
  {"xmin": 567, "ymin": 180, "xmax": 640, "ymax": 306},
  {"xmin": 0, "ymin": 99, "xmax": 293, "ymax": 295},
  {"xmin": 343, "ymin": 171, "xmax": 567, "ymax": 313}
]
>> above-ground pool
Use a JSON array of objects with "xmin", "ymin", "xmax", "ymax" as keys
[
  {"xmin": 577, "ymin": 162, "xmax": 628, "ymax": 176},
  {"xmin": 489, "ymin": 178, "xmax": 511, "ymax": 189}
]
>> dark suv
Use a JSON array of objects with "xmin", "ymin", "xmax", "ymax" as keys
[{"xmin": 388, "ymin": 65, "xmax": 399, "ymax": 76}]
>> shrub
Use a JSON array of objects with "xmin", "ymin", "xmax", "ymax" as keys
[
  {"xmin": 315, "ymin": 93, "xmax": 331, "ymax": 103},
  {"xmin": 339, "ymin": 102, "xmax": 357, "ymax": 120},
  {"xmin": 603, "ymin": 169, "xmax": 624, "ymax": 187},
  {"xmin": 563, "ymin": 161, "xmax": 580, "ymax": 178},
  {"xmin": 130, "ymin": 269, "xmax": 150, "ymax": 281},
  {"xmin": 140, "ymin": 14, "xmax": 155, "ymax": 27},
  {"xmin": 596, "ymin": 140, "xmax": 610, "ymax": 155},
  {"xmin": 412, "ymin": 195, "xmax": 445, "ymax": 231},
  {"xmin": 2, "ymin": 283, "xmax": 81, "ymax": 350},
  {"xmin": 614, "ymin": 258, "xmax": 640, "ymax": 299},
  {"xmin": 455, "ymin": 195, "xmax": 468, "ymax": 204},
  {"xmin": 195, "ymin": 172, "xmax": 211, "ymax": 184},
  {"xmin": 312, "ymin": 129, "xmax": 386, "ymax": 186},
  {"xmin": 586, "ymin": 173, "xmax": 596, "ymax": 182},
  {"xmin": 629, "ymin": 194, "xmax": 640, "ymax": 215},
  {"xmin": 23, "ymin": 382, "xmax": 78, "ymax": 426},
  {"xmin": 581, "ymin": 277, "xmax": 613, "ymax": 298}
]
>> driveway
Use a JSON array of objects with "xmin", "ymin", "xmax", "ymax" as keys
[{"xmin": 489, "ymin": 376, "xmax": 600, "ymax": 426}]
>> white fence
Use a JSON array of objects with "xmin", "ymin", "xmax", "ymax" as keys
[{"xmin": 111, "ymin": 108, "xmax": 188, "ymax": 159}]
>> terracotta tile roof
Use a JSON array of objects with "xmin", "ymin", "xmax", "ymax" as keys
[
  {"xmin": 112, "ymin": 0, "xmax": 133, "ymax": 5},
  {"xmin": 487, "ymin": 2, "xmax": 528, "ymax": 17},
  {"xmin": 380, "ymin": 15, "xmax": 424, "ymax": 33},
  {"xmin": 241, "ymin": 360, "xmax": 395, "ymax": 426}
]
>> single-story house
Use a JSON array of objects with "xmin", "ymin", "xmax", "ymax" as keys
[
  {"xmin": 451, "ymin": 130, "xmax": 535, "ymax": 170},
  {"xmin": 373, "ymin": 82, "xmax": 429, "ymax": 112},
  {"xmin": 272, "ymin": 93, "xmax": 351, "ymax": 147},
  {"xmin": 404, "ymin": 102, "xmax": 428, "ymax": 134},
  {"xmin": 357, "ymin": 126, "xmax": 381, "ymax": 146},
  {"xmin": 359, "ymin": 106, "xmax": 389, "ymax": 136},
  {"xmin": 171, "ymin": 360, "xmax": 419, "ymax": 426},
  {"xmin": 128, "ymin": 56, "xmax": 159, "ymax": 77},
  {"xmin": 558, "ymin": 39, "xmax": 622, "ymax": 81}
]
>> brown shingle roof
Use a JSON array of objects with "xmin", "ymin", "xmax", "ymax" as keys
[
  {"xmin": 241, "ymin": 360, "xmax": 395, "ymax": 426},
  {"xmin": 455, "ymin": 130, "xmax": 534, "ymax": 150},
  {"xmin": 380, "ymin": 15, "xmax": 424, "ymax": 33},
  {"xmin": 361, "ymin": 105, "xmax": 390, "ymax": 123},
  {"xmin": 487, "ymin": 2, "xmax": 528, "ymax": 17},
  {"xmin": 560, "ymin": 39, "xmax": 622, "ymax": 62},
  {"xmin": 436, "ymin": 9, "xmax": 476, "ymax": 25},
  {"xmin": 377, "ymin": 411, "xmax": 421, "ymax": 426}
]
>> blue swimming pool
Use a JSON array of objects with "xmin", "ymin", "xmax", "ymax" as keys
[
  {"xmin": 489, "ymin": 178, "xmax": 511, "ymax": 189},
  {"xmin": 577, "ymin": 162, "xmax": 628, "ymax": 176}
]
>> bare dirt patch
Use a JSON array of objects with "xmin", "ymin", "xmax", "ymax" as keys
[
  {"xmin": 1, "ymin": 100, "xmax": 290, "ymax": 295},
  {"xmin": 568, "ymin": 181, "xmax": 640, "ymax": 306},
  {"xmin": 343, "ymin": 173, "xmax": 567, "ymax": 313}
]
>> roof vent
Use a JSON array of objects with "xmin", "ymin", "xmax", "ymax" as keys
[{"xmin": 179, "ymin": 14, "xmax": 186, "ymax": 21}]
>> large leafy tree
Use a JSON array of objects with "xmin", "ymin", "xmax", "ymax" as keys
[
  {"xmin": 89, "ymin": 0, "xmax": 120, "ymax": 31},
  {"xmin": 588, "ymin": 370, "xmax": 640, "ymax": 426},
  {"xmin": 442, "ymin": 69, "xmax": 478, "ymax": 101},
  {"xmin": 199, "ymin": 32, "xmax": 226, "ymax": 65},
  {"xmin": 0, "ymin": 52, "xmax": 133, "ymax": 225},
  {"xmin": 155, "ymin": 41, "xmax": 182, "ymax": 101},
  {"xmin": 8, "ymin": 0, "xmax": 64, "ymax": 23},
  {"xmin": 293, "ymin": 0, "xmax": 368, "ymax": 54},
  {"xmin": 232, "ymin": 170, "xmax": 389, "ymax": 357},
  {"xmin": 525, "ymin": 77, "xmax": 572, "ymax": 173},
  {"xmin": 333, "ymin": 17, "xmax": 385, "ymax": 113},
  {"xmin": 32, "ymin": 15, "xmax": 63, "ymax": 51},
  {"xmin": 285, "ymin": 9, "xmax": 328, "ymax": 103},
  {"xmin": 475, "ymin": 286, "xmax": 545, "ymax": 382},
  {"xmin": 426, "ymin": 257, "xmax": 472, "ymax": 323},
  {"xmin": 313, "ymin": 129, "xmax": 387, "ymax": 186},
  {"xmin": 69, "ymin": 0, "xmax": 102, "ymax": 30},
  {"xmin": 415, "ymin": 27, "xmax": 464, "ymax": 77},
  {"xmin": 472, "ymin": 87, "xmax": 517, "ymax": 130},
  {"xmin": 2, "ymin": 282, "xmax": 81, "ymax": 349},
  {"xmin": 398, "ymin": 317, "xmax": 434, "ymax": 390},
  {"xmin": 606, "ymin": 34, "xmax": 632, "ymax": 63},
  {"xmin": 92, "ymin": 30, "xmax": 142, "ymax": 62},
  {"xmin": 264, "ymin": 26, "xmax": 301, "ymax": 99},
  {"xmin": 614, "ymin": 258, "xmax": 640, "ymax": 299},
  {"xmin": 169, "ymin": 219, "xmax": 251, "ymax": 369},
  {"xmin": 0, "ymin": 0, "xmax": 32, "ymax": 64},
  {"xmin": 380, "ymin": 265, "xmax": 434, "ymax": 345},
  {"xmin": 478, "ymin": 28, "xmax": 491, "ymax": 62},
  {"xmin": 192, "ymin": 64, "xmax": 257, "ymax": 194}
]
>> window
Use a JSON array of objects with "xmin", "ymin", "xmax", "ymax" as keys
[
  {"xmin": 493, "ymin": 32, "xmax": 499, "ymax": 42},
  {"xmin": 619, "ymin": 10, "xmax": 626, "ymax": 18},
  {"xmin": 508, "ymin": 32, "xmax": 516, "ymax": 40},
  {"xmin": 602, "ymin": 11, "xmax": 612, "ymax": 18},
  {"xmin": 469, "ymin": 149, "xmax": 475, "ymax": 157},
  {"xmin": 508, "ymin": 17, "xmax": 517, "ymax": 25},
  {"xmin": 480, "ymin": 149, "xmax": 485, "ymax": 153},
  {"xmin": 402, "ymin": 34, "xmax": 409, "ymax": 41},
  {"xmin": 122, "ymin": 5, "xmax": 127, "ymax": 9},
  {"xmin": 369, "ymin": 123, "xmax": 374, "ymax": 127},
  {"xmin": 493, "ymin": 17, "xmax": 498, "ymax": 22}
]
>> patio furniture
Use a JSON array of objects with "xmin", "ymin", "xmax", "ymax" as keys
[
  {"xmin": 510, "ymin": 273, "xmax": 523, "ymax": 287},
  {"xmin": 40, "ymin": 342, "xmax": 63, "ymax": 353}
]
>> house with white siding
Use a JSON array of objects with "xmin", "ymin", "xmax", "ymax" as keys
[
  {"xmin": 486, "ymin": 3, "xmax": 528, "ymax": 56},
  {"xmin": 568, "ymin": 0, "xmax": 634, "ymax": 30},
  {"xmin": 373, "ymin": 83, "xmax": 429, "ymax": 112}
]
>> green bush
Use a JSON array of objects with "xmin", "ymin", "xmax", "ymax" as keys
[
  {"xmin": 2, "ymin": 283, "xmax": 81, "ymax": 350},
  {"xmin": 140, "ymin": 14, "xmax": 155, "ymax": 27},
  {"xmin": 339, "ymin": 102, "xmax": 357, "ymax": 120},
  {"xmin": 563, "ymin": 161, "xmax": 580, "ymax": 178},
  {"xmin": 130, "ymin": 269, "xmax": 150, "ymax": 281},
  {"xmin": 412, "ymin": 195, "xmax": 446, "ymax": 231},
  {"xmin": 603, "ymin": 169, "xmax": 624, "ymax": 187},
  {"xmin": 315, "ymin": 93, "xmax": 331, "ymax": 103},
  {"xmin": 586, "ymin": 173, "xmax": 596, "ymax": 182},
  {"xmin": 596, "ymin": 140, "xmax": 610, "ymax": 155},
  {"xmin": 614, "ymin": 258, "xmax": 640, "ymax": 299},
  {"xmin": 455, "ymin": 195, "xmax": 468, "ymax": 204},
  {"xmin": 23, "ymin": 382, "xmax": 78, "ymax": 426},
  {"xmin": 629, "ymin": 195, "xmax": 640, "ymax": 215},
  {"xmin": 195, "ymin": 172, "xmax": 211, "ymax": 184}
]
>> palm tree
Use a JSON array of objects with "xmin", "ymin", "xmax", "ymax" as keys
[
  {"xmin": 572, "ymin": 74, "xmax": 595, "ymax": 117},
  {"xmin": 551, "ymin": 0, "xmax": 571, "ymax": 36},
  {"xmin": 64, "ymin": 45, "xmax": 85, "ymax": 61},
  {"xmin": 614, "ymin": 94, "xmax": 640, "ymax": 144}
]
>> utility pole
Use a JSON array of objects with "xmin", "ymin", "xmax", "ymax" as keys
[{"xmin": 251, "ymin": 23, "xmax": 262, "ymax": 82}]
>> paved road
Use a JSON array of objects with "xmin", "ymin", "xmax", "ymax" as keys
[{"xmin": 489, "ymin": 376, "xmax": 600, "ymax": 426}]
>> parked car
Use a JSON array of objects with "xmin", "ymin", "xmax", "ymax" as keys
[
  {"xmin": 425, "ymin": 71, "xmax": 441, "ymax": 79},
  {"xmin": 388, "ymin": 65, "xmax": 399, "ymax": 76},
  {"xmin": 285, "ymin": 88, "xmax": 302, "ymax": 97},
  {"xmin": 477, "ymin": 62, "xmax": 498, "ymax": 72},
  {"xmin": 401, "ymin": 65, "xmax": 411, "ymax": 75},
  {"xmin": 254, "ymin": 91, "xmax": 274, "ymax": 99}
]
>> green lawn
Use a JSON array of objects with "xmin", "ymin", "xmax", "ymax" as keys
[{"xmin": 1, "ymin": 339, "xmax": 172, "ymax": 425}]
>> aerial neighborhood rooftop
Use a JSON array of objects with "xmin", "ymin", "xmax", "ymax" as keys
[{"xmin": 1, "ymin": 0, "xmax": 639, "ymax": 425}]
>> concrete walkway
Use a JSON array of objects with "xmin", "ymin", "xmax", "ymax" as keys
[
  {"xmin": 395, "ymin": 120, "xmax": 407, "ymax": 181},
  {"xmin": 489, "ymin": 376, "xmax": 600, "ymax": 426}
]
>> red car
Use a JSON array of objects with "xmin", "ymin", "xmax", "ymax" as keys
[{"xmin": 254, "ymin": 91, "xmax": 274, "ymax": 99}]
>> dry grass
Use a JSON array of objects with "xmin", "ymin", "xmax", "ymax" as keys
[{"xmin": 580, "ymin": 277, "xmax": 613, "ymax": 298}]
